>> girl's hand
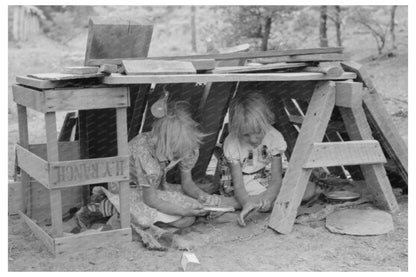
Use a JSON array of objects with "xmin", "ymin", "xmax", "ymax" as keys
[
  {"xmin": 258, "ymin": 198, "xmax": 273, "ymax": 212},
  {"xmin": 198, "ymin": 194, "xmax": 221, "ymax": 207},
  {"xmin": 237, "ymin": 201, "xmax": 262, "ymax": 226}
]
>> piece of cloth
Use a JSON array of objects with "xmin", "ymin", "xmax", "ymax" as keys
[{"xmin": 220, "ymin": 127, "xmax": 287, "ymax": 196}]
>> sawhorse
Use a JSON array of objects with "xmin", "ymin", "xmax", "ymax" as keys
[{"xmin": 269, "ymin": 81, "xmax": 399, "ymax": 234}]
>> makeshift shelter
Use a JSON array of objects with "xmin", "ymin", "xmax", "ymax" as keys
[{"xmin": 12, "ymin": 19, "xmax": 408, "ymax": 255}]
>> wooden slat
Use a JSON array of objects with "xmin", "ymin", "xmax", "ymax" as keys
[
  {"xmin": 257, "ymin": 53, "xmax": 348, "ymax": 64},
  {"xmin": 211, "ymin": 62, "xmax": 308, "ymax": 74},
  {"xmin": 184, "ymin": 59, "xmax": 216, "ymax": 72},
  {"xmin": 16, "ymin": 144, "xmax": 49, "ymax": 188},
  {"xmin": 45, "ymin": 112, "xmax": 63, "ymax": 237},
  {"xmin": 48, "ymin": 156, "xmax": 129, "ymax": 188},
  {"xmin": 339, "ymin": 105, "xmax": 399, "ymax": 212},
  {"xmin": 337, "ymin": 82, "xmax": 399, "ymax": 212},
  {"xmin": 18, "ymin": 211, "xmax": 55, "ymax": 254},
  {"xmin": 335, "ymin": 81, "xmax": 364, "ymax": 108},
  {"xmin": 303, "ymin": 62, "xmax": 344, "ymax": 77},
  {"xmin": 304, "ymin": 141, "xmax": 386, "ymax": 168},
  {"xmin": 84, "ymin": 18, "xmax": 153, "ymax": 64},
  {"xmin": 103, "ymin": 72, "xmax": 357, "ymax": 85},
  {"xmin": 16, "ymin": 75, "xmax": 102, "ymax": 90},
  {"xmin": 269, "ymin": 81, "xmax": 336, "ymax": 234},
  {"xmin": 13, "ymin": 85, "xmax": 45, "ymax": 113},
  {"xmin": 116, "ymin": 108, "xmax": 130, "ymax": 229},
  {"xmin": 87, "ymin": 47, "xmax": 344, "ymax": 65},
  {"xmin": 28, "ymin": 72, "xmax": 104, "ymax": 81},
  {"xmin": 122, "ymin": 59, "xmax": 196, "ymax": 75},
  {"xmin": 54, "ymin": 228, "xmax": 132, "ymax": 256},
  {"xmin": 17, "ymin": 104, "xmax": 31, "ymax": 215},
  {"xmin": 44, "ymin": 87, "xmax": 129, "ymax": 111}
]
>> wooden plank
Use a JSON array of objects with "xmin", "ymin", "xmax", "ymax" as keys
[
  {"xmin": 341, "ymin": 61, "xmax": 407, "ymax": 184},
  {"xmin": 44, "ymin": 87, "xmax": 129, "ymax": 111},
  {"xmin": 84, "ymin": 18, "xmax": 153, "ymax": 64},
  {"xmin": 269, "ymin": 81, "xmax": 336, "ymax": 234},
  {"xmin": 303, "ymin": 62, "xmax": 344, "ymax": 77},
  {"xmin": 54, "ymin": 228, "xmax": 132, "ymax": 256},
  {"xmin": 28, "ymin": 72, "xmax": 104, "ymax": 81},
  {"xmin": 13, "ymin": 85, "xmax": 45, "ymax": 113},
  {"xmin": 45, "ymin": 112, "xmax": 63, "ymax": 237},
  {"xmin": 339, "ymin": 105, "xmax": 399, "ymax": 212},
  {"xmin": 15, "ymin": 144, "xmax": 49, "ymax": 188},
  {"xmin": 335, "ymin": 81, "xmax": 364, "ymax": 108},
  {"xmin": 16, "ymin": 75, "xmax": 103, "ymax": 90},
  {"xmin": 116, "ymin": 108, "xmax": 130, "ymax": 229},
  {"xmin": 17, "ymin": 104, "xmax": 31, "ymax": 215},
  {"xmin": 18, "ymin": 211, "xmax": 55, "ymax": 255},
  {"xmin": 304, "ymin": 141, "xmax": 386, "ymax": 168},
  {"xmin": 211, "ymin": 62, "xmax": 308, "ymax": 74},
  {"xmin": 257, "ymin": 53, "xmax": 349, "ymax": 64},
  {"xmin": 104, "ymin": 72, "xmax": 357, "ymax": 85},
  {"xmin": 63, "ymin": 66, "xmax": 99, "ymax": 74},
  {"xmin": 337, "ymin": 82, "xmax": 399, "ymax": 211},
  {"xmin": 49, "ymin": 156, "xmax": 129, "ymax": 188},
  {"xmin": 58, "ymin": 112, "xmax": 77, "ymax": 141},
  {"xmin": 183, "ymin": 59, "xmax": 216, "ymax": 72},
  {"xmin": 122, "ymin": 59, "xmax": 196, "ymax": 75},
  {"xmin": 87, "ymin": 47, "xmax": 344, "ymax": 65}
]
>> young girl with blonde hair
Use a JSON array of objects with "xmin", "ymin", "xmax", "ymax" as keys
[
  {"xmin": 223, "ymin": 92, "xmax": 316, "ymax": 226},
  {"xmin": 77, "ymin": 100, "xmax": 223, "ymax": 241}
]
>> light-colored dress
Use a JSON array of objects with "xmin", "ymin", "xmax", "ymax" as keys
[
  {"xmin": 106, "ymin": 132, "xmax": 201, "ymax": 228},
  {"xmin": 222, "ymin": 127, "xmax": 287, "ymax": 196}
]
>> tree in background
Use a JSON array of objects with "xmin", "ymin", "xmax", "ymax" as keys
[
  {"xmin": 350, "ymin": 6, "xmax": 391, "ymax": 55},
  {"xmin": 37, "ymin": 6, "xmax": 95, "ymax": 44},
  {"xmin": 218, "ymin": 6, "xmax": 298, "ymax": 51},
  {"xmin": 191, "ymin": 6, "xmax": 197, "ymax": 53},
  {"xmin": 319, "ymin": 6, "xmax": 328, "ymax": 47},
  {"xmin": 390, "ymin": 5, "xmax": 398, "ymax": 54}
]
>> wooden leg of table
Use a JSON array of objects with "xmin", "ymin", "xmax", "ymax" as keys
[
  {"xmin": 17, "ymin": 104, "xmax": 31, "ymax": 215},
  {"xmin": 339, "ymin": 105, "xmax": 399, "ymax": 212},
  {"xmin": 269, "ymin": 81, "xmax": 336, "ymax": 234},
  {"xmin": 116, "ymin": 108, "xmax": 130, "ymax": 229},
  {"xmin": 45, "ymin": 112, "xmax": 63, "ymax": 237}
]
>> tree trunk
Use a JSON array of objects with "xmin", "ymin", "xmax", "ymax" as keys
[
  {"xmin": 319, "ymin": 6, "xmax": 328, "ymax": 47},
  {"xmin": 390, "ymin": 5, "xmax": 397, "ymax": 52},
  {"xmin": 335, "ymin": 6, "xmax": 342, "ymax": 47},
  {"xmin": 261, "ymin": 16, "xmax": 272, "ymax": 51},
  {"xmin": 191, "ymin": 6, "xmax": 197, "ymax": 53}
]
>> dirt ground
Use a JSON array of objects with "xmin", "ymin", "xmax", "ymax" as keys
[{"xmin": 7, "ymin": 31, "xmax": 408, "ymax": 271}]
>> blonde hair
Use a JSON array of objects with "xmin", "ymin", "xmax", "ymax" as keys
[
  {"xmin": 151, "ymin": 101, "xmax": 204, "ymax": 161},
  {"xmin": 228, "ymin": 92, "xmax": 275, "ymax": 137}
]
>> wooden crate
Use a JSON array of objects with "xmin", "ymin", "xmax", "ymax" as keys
[{"xmin": 12, "ymin": 83, "xmax": 132, "ymax": 256}]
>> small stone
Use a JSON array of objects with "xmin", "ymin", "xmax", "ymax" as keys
[{"xmin": 181, "ymin": 252, "xmax": 202, "ymax": 271}]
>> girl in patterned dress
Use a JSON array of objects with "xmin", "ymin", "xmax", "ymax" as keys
[
  {"xmin": 222, "ymin": 92, "xmax": 318, "ymax": 226},
  {"xmin": 77, "ymin": 101, "xmax": 228, "ymax": 236}
]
